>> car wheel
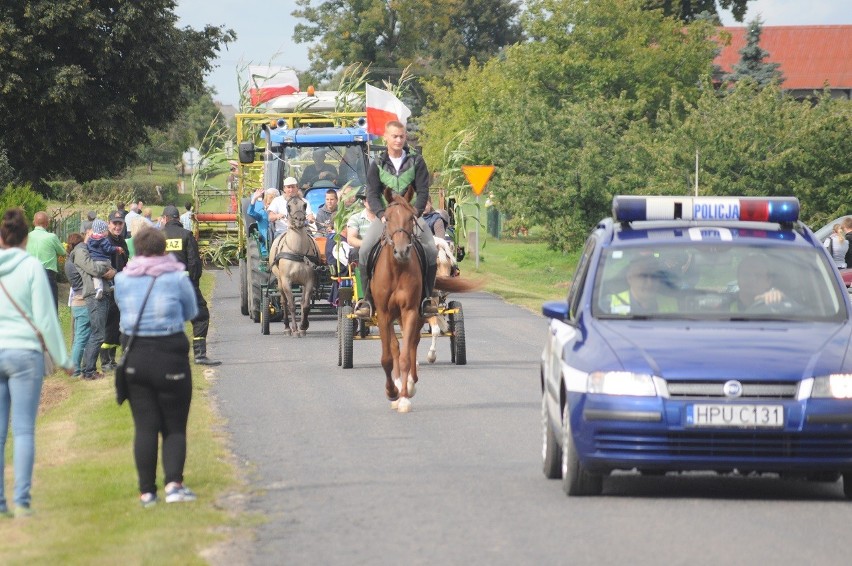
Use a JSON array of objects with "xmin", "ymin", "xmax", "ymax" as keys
[
  {"xmin": 561, "ymin": 404, "xmax": 602, "ymax": 496},
  {"xmin": 541, "ymin": 393, "xmax": 562, "ymax": 479}
]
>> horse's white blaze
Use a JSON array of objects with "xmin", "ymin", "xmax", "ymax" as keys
[{"xmin": 397, "ymin": 397, "xmax": 412, "ymax": 413}]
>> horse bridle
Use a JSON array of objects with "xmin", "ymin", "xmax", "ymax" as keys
[{"xmin": 381, "ymin": 202, "xmax": 417, "ymax": 251}]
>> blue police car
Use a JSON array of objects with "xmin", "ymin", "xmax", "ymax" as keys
[{"xmin": 541, "ymin": 196, "xmax": 852, "ymax": 496}]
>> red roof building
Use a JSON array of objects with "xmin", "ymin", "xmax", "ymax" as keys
[{"xmin": 715, "ymin": 25, "xmax": 852, "ymax": 99}]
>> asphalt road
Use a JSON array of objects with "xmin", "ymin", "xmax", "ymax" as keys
[{"xmin": 209, "ymin": 269, "xmax": 850, "ymax": 566}]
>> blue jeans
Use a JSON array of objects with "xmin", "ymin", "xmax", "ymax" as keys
[
  {"xmin": 83, "ymin": 295, "xmax": 108, "ymax": 376},
  {"xmin": 0, "ymin": 349, "xmax": 44, "ymax": 510},
  {"xmin": 71, "ymin": 305, "xmax": 91, "ymax": 374}
]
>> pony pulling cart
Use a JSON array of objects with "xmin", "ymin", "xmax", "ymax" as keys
[{"xmin": 337, "ymin": 187, "xmax": 480, "ymax": 413}]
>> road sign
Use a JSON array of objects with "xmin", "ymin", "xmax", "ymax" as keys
[{"xmin": 462, "ymin": 165, "xmax": 495, "ymax": 196}]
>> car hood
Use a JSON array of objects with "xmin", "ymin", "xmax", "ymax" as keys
[{"xmin": 594, "ymin": 320, "xmax": 852, "ymax": 381}]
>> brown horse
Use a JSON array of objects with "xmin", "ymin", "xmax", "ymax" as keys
[
  {"xmin": 268, "ymin": 197, "xmax": 319, "ymax": 337},
  {"xmin": 372, "ymin": 187, "xmax": 480, "ymax": 413}
]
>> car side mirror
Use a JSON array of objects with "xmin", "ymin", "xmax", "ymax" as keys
[{"xmin": 542, "ymin": 301, "xmax": 569, "ymax": 321}]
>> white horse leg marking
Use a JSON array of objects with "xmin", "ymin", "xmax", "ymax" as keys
[
  {"xmin": 397, "ymin": 397, "xmax": 412, "ymax": 413},
  {"xmin": 407, "ymin": 374, "xmax": 416, "ymax": 398},
  {"xmin": 427, "ymin": 320, "xmax": 439, "ymax": 363}
]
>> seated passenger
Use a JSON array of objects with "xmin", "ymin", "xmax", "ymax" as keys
[
  {"xmin": 248, "ymin": 187, "xmax": 279, "ymax": 255},
  {"xmin": 609, "ymin": 256, "xmax": 677, "ymax": 315},
  {"xmin": 300, "ymin": 149, "xmax": 337, "ymax": 190},
  {"xmin": 422, "ymin": 196, "xmax": 450, "ymax": 239},
  {"xmin": 731, "ymin": 256, "xmax": 789, "ymax": 312},
  {"xmin": 267, "ymin": 177, "xmax": 316, "ymax": 239},
  {"xmin": 314, "ymin": 189, "xmax": 339, "ymax": 236}
]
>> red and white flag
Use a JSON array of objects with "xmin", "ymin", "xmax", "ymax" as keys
[
  {"xmin": 365, "ymin": 84, "xmax": 411, "ymax": 136},
  {"xmin": 248, "ymin": 66, "xmax": 299, "ymax": 106}
]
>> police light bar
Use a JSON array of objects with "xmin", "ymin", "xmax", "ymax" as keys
[{"xmin": 613, "ymin": 196, "xmax": 799, "ymax": 224}]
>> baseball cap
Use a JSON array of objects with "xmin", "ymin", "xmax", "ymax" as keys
[
  {"xmin": 283, "ymin": 176, "xmax": 298, "ymax": 187},
  {"xmin": 92, "ymin": 219, "xmax": 108, "ymax": 235},
  {"xmin": 86, "ymin": 210, "xmax": 97, "ymax": 221},
  {"xmin": 108, "ymin": 210, "xmax": 125, "ymax": 223},
  {"xmin": 162, "ymin": 205, "xmax": 181, "ymax": 218}
]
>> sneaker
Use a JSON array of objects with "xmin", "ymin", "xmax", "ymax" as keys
[
  {"xmin": 14, "ymin": 506, "xmax": 33, "ymax": 518},
  {"xmin": 95, "ymin": 288, "xmax": 104, "ymax": 300},
  {"xmin": 82, "ymin": 372, "xmax": 105, "ymax": 380},
  {"xmin": 165, "ymin": 483, "xmax": 197, "ymax": 503},
  {"xmin": 140, "ymin": 493, "xmax": 157, "ymax": 508},
  {"xmin": 194, "ymin": 356, "xmax": 222, "ymax": 367},
  {"xmin": 101, "ymin": 362, "xmax": 117, "ymax": 372}
]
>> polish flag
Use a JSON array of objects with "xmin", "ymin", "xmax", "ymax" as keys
[
  {"xmin": 248, "ymin": 66, "xmax": 300, "ymax": 106},
  {"xmin": 365, "ymin": 84, "xmax": 412, "ymax": 136}
]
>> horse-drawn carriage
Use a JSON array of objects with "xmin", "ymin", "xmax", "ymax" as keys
[{"xmin": 334, "ymin": 247, "xmax": 468, "ymax": 369}]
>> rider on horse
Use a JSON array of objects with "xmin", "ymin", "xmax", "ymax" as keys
[{"xmin": 354, "ymin": 120, "xmax": 439, "ymax": 319}]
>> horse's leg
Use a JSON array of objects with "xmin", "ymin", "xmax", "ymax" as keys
[
  {"xmin": 297, "ymin": 272, "xmax": 313, "ymax": 337},
  {"xmin": 280, "ymin": 273, "xmax": 297, "ymax": 336},
  {"xmin": 426, "ymin": 315, "xmax": 439, "ymax": 364},
  {"xmin": 377, "ymin": 313, "xmax": 399, "ymax": 404},
  {"xmin": 396, "ymin": 309, "xmax": 421, "ymax": 413}
]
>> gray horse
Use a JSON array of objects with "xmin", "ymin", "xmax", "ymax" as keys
[{"xmin": 268, "ymin": 197, "xmax": 319, "ymax": 336}]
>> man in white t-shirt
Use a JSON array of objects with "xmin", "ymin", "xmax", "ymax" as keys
[{"xmin": 267, "ymin": 177, "xmax": 315, "ymax": 238}]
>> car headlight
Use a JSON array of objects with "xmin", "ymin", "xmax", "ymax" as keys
[
  {"xmin": 812, "ymin": 374, "xmax": 852, "ymax": 399},
  {"xmin": 587, "ymin": 371, "xmax": 657, "ymax": 396}
]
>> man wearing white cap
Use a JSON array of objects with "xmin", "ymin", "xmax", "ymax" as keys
[{"xmin": 267, "ymin": 177, "xmax": 315, "ymax": 238}]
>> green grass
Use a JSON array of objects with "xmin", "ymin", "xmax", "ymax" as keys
[
  {"xmin": 0, "ymin": 236, "xmax": 574, "ymax": 563},
  {"xmin": 466, "ymin": 237, "xmax": 580, "ymax": 312}
]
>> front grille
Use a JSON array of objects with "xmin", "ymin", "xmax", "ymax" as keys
[
  {"xmin": 594, "ymin": 430, "xmax": 852, "ymax": 460},
  {"xmin": 666, "ymin": 381, "xmax": 797, "ymax": 399}
]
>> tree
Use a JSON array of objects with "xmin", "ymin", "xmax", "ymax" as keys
[
  {"xmin": 723, "ymin": 17, "xmax": 784, "ymax": 88},
  {"xmin": 0, "ymin": 1, "xmax": 234, "ymax": 188},
  {"xmin": 643, "ymin": 0, "xmax": 754, "ymax": 22},
  {"xmin": 292, "ymin": 0, "xmax": 523, "ymax": 83}
]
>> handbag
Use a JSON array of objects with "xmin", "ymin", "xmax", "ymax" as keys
[
  {"xmin": 115, "ymin": 276, "xmax": 158, "ymax": 405},
  {"xmin": 0, "ymin": 280, "xmax": 58, "ymax": 375}
]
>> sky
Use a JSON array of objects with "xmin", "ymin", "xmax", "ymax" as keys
[{"xmin": 175, "ymin": 0, "xmax": 852, "ymax": 108}]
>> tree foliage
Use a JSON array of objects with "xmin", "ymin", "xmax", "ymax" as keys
[
  {"xmin": 643, "ymin": 0, "xmax": 754, "ymax": 22},
  {"xmin": 420, "ymin": 0, "xmax": 851, "ymax": 250},
  {"xmin": 292, "ymin": 0, "xmax": 523, "ymax": 84},
  {"xmin": 0, "ymin": 1, "xmax": 234, "ymax": 187}
]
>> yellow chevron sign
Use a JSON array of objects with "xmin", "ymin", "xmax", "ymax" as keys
[{"xmin": 462, "ymin": 165, "xmax": 495, "ymax": 196}]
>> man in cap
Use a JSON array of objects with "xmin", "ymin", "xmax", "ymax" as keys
[
  {"xmin": 160, "ymin": 204, "xmax": 221, "ymax": 366},
  {"xmin": 100, "ymin": 210, "xmax": 130, "ymax": 370},
  {"xmin": 267, "ymin": 177, "xmax": 315, "ymax": 239}
]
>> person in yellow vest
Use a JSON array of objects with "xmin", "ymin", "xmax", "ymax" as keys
[{"xmin": 610, "ymin": 256, "xmax": 678, "ymax": 315}]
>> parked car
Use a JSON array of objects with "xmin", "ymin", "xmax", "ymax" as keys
[
  {"xmin": 813, "ymin": 215, "xmax": 850, "ymax": 243},
  {"xmin": 541, "ymin": 196, "xmax": 852, "ymax": 497}
]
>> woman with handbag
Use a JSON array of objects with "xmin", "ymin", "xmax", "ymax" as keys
[
  {"xmin": 0, "ymin": 208, "xmax": 72, "ymax": 518},
  {"xmin": 113, "ymin": 227, "xmax": 199, "ymax": 507}
]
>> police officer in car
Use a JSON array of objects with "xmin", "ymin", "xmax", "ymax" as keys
[{"xmin": 160, "ymin": 205, "xmax": 221, "ymax": 366}]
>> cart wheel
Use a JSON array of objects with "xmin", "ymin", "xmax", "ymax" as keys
[
  {"xmin": 270, "ymin": 296, "xmax": 284, "ymax": 322},
  {"xmin": 448, "ymin": 300, "xmax": 466, "ymax": 365},
  {"xmin": 261, "ymin": 295, "xmax": 270, "ymax": 335},
  {"xmin": 341, "ymin": 305, "xmax": 354, "ymax": 369},
  {"xmin": 239, "ymin": 258, "xmax": 249, "ymax": 316}
]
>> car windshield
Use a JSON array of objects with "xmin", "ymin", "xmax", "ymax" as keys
[
  {"xmin": 592, "ymin": 242, "xmax": 847, "ymax": 322},
  {"xmin": 285, "ymin": 144, "xmax": 367, "ymax": 191}
]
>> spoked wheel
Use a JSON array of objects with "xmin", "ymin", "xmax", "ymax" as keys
[
  {"xmin": 542, "ymin": 393, "xmax": 562, "ymax": 479},
  {"xmin": 448, "ymin": 300, "xmax": 466, "ymax": 365},
  {"xmin": 261, "ymin": 295, "xmax": 270, "ymax": 335},
  {"xmin": 561, "ymin": 404, "xmax": 602, "ymax": 496},
  {"xmin": 341, "ymin": 305, "xmax": 354, "ymax": 369},
  {"xmin": 239, "ymin": 258, "xmax": 248, "ymax": 316}
]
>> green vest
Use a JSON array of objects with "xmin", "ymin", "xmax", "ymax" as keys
[{"xmin": 610, "ymin": 291, "xmax": 677, "ymax": 315}]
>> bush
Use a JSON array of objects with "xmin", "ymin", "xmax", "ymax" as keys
[{"xmin": 0, "ymin": 183, "xmax": 47, "ymax": 221}]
